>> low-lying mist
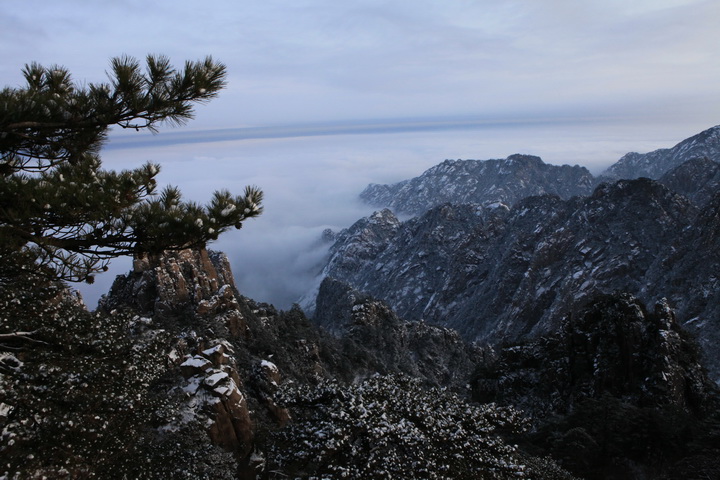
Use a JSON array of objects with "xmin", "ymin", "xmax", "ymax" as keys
[{"xmin": 79, "ymin": 120, "xmax": 702, "ymax": 310}]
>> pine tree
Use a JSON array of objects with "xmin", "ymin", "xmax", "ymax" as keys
[{"xmin": 0, "ymin": 55, "xmax": 263, "ymax": 283}]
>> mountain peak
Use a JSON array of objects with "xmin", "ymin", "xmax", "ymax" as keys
[
  {"xmin": 602, "ymin": 124, "xmax": 720, "ymax": 180},
  {"xmin": 504, "ymin": 153, "xmax": 544, "ymax": 165},
  {"xmin": 360, "ymin": 154, "xmax": 594, "ymax": 216}
]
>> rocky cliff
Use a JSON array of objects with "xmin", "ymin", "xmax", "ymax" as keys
[
  {"xmin": 360, "ymin": 154, "xmax": 595, "ymax": 216},
  {"xmin": 601, "ymin": 124, "xmax": 720, "ymax": 180},
  {"xmin": 473, "ymin": 293, "xmax": 720, "ymax": 478},
  {"xmin": 309, "ymin": 175, "xmax": 720, "ymax": 379}
]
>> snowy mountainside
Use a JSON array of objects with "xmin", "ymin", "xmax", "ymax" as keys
[
  {"xmin": 310, "ymin": 175, "xmax": 720, "ymax": 377},
  {"xmin": 359, "ymin": 126, "xmax": 720, "ymax": 218},
  {"xmin": 360, "ymin": 154, "xmax": 595, "ymax": 216},
  {"xmin": 5, "ymin": 245, "xmax": 720, "ymax": 478},
  {"xmin": 658, "ymin": 156, "xmax": 720, "ymax": 207},
  {"xmin": 601, "ymin": 124, "xmax": 720, "ymax": 180}
]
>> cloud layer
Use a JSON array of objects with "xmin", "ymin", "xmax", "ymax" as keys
[{"xmin": 78, "ymin": 119, "xmax": 707, "ymax": 309}]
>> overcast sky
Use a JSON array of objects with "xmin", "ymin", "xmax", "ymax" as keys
[
  {"xmin": 3, "ymin": 0, "xmax": 720, "ymax": 130},
  {"xmin": 4, "ymin": 1, "xmax": 720, "ymax": 308}
]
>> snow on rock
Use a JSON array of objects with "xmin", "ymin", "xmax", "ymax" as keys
[
  {"xmin": 312, "ymin": 177, "xmax": 703, "ymax": 358},
  {"xmin": 180, "ymin": 355, "xmax": 213, "ymax": 378},
  {"xmin": 360, "ymin": 154, "xmax": 595, "ymax": 216}
]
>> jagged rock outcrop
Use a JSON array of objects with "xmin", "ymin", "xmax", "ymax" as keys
[
  {"xmin": 472, "ymin": 293, "xmax": 720, "ymax": 479},
  {"xmin": 314, "ymin": 276, "xmax": 479, "ymax": 389},
  {"xmin": 101, "ymin": 248, "xmax": 238, "ymax": 317},
  {"xmin": 601, "ymin": 124, "xmax": 720, "ymax": 180},
  {"xmin": 308, "ymin": 176, "xmax": 720, "ymax": 379},
  {"xmin": 658, "ymin": 156, "xmax": 720, "ymax": 207},
  {"xmin": 360, "ymin": 154, "xmax": 595, "ymax": 216},
  {"xmin": 175, "ymin": 340, "xmax": 254, "ymax": 453}
]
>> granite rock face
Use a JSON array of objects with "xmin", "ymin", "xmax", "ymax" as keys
[
  {"xmin": 600, "ymin": 124, "xmax": 720, "ymax": 180},
  {"xmin": 101, "ymin": 248, "xmax": 238, "ymax": 319},
  {"xmin": 309, "ymin": 176, "xmax": 720, "ymax": 378},
  {"xmin": 360, "ymin": 154, "xmax": 595, "ymax": 216}
]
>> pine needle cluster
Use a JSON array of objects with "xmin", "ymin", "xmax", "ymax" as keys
[{"xmin": 0, "ymin": 55, "xmax": 262, "ymax": 283}]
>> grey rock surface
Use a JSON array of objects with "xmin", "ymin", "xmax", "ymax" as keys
[
  {"xmin": 600, "ymin": 124, "xmax": 720, "ymax": 180},
  {"xmin": 360, "ymin": 126, "xmax": 720, "ymax": 219},
  {"xmin": 311, "ymin": 176, "xmax": 720, "ymax": 377},
  {"xmin": 360, "ymin": 154, "xmax": 595, "ymax": 216}
]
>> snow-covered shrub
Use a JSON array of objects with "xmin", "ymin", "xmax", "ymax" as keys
[{"xmin": 268, "ymin": 375, "xmax": 572, "ymax": 479}]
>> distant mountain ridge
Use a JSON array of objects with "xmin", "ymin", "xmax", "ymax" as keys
[
  {"xmin": 307, "ymin": 159, "xmax": 720, "ymax": 379},
  {"xmin": 360, "ymin": 125, "xmax": 720, "ymax": 216},
  {"xmin": 602, "ymin": 124, "xmax": 720, "ymax": 180},
  {"xmin": 360, "ymin": 154, "xmax": 595, "ymax": 216}
]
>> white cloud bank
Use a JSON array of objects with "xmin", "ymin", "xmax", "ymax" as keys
[{"xmin": 78, "ymin": 119, "xmax": 710, "ymax": 309}]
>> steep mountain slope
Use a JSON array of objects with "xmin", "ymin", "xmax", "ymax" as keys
[
  {"xmin": 658, "ymin": 156, "xmax": 720, "ymax": 207},
  {"xmin": 309, "ymin": 177, "xmax": 720, "ymax": 377},
  {"xmin": 360, "ymin": 154, "xmax": 595, "ymax": 216},
  {"xmin": 601, "ymin": 124, "xmax": 720, "ymax": 180},
  {"xmin": 473, "ymin": 293, "xmax": 720, "ymax": 479},
  {"xmin": 642, "ymin": 191, "xmax": 720, "ymax": 374}
]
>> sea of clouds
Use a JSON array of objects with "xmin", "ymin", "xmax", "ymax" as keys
[{"xmin": 80, "ymin": 119, "xmax": 705, "ymax": 310}]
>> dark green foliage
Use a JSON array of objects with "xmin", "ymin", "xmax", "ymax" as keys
[
  {"xmin": 531, "ymin": 396, "xmax": 720, "ymax": 479},
  {"xmin": 0, "ymin": 55, "xmax": 262, "ymax": 283}
]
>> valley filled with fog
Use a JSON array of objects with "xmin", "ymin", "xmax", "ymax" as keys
[{"xmin": 80, "ymin": 119, "xmax": 707, "ymax": 308}]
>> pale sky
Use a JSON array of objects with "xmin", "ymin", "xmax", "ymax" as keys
[
  {"xmin": 3, "ymin": 0, "xmax": 720, "ymax": 131},
  {"xmin": 4, "ymin": 1, "xmax": 720, "ymax": 308}
]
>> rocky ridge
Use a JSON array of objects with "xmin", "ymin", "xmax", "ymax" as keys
[
  {"xmin": 309, "ymin": 175, "xmax": 720, "ymax": 379},
  {"xmin": 359, "ymin": 126, "xmax": 720, "ymax": 217},
  {"xmin": 602, "ymin": 124, "xmax": 720, "ymax": 180},
  {"xmin": 360, "ymin": 154, "xmax": 595, "ymax": 216}
]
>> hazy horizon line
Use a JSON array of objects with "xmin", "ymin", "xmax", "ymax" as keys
[{"xmin": 105, "ymin": 114, "xmax": 625, "ymax": 150}]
